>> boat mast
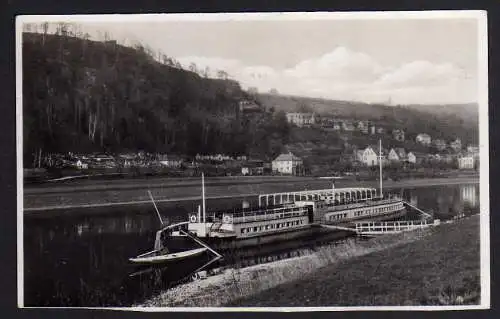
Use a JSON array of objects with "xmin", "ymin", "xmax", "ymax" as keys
[
  {"xmin": 202, "ymin": 172, "xmax": 206, "ymax": 223},
  {"xmin": 379, "ymin": 139, "xmax": 383, "ymax": 199}
]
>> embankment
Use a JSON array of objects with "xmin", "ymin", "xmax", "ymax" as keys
[{"xmin": 137, "ymin": 215, "xmax": 480, "ymax": 308}]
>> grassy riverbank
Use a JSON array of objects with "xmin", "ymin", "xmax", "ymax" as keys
[
  {"xmin": 24, "ymin": 175, "xmax": 478, "ymax": 211},
  {"xmin": 230, "ymin": 215, "xmax": 481, "ymax": 307},
  {"xmin": 137, "ymin": 215, "xmax": 480, "ymax": 308}
]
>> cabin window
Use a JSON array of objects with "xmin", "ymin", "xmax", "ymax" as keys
[{"xmin": 253, "ymin": 227, "xmax": 258, "ymax": 232}]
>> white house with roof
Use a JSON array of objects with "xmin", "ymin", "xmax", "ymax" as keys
[
  {"xmin": 458, "ymin": 154, "xmax": 475, "ymax": 169},
  {"xmin": 285, "ymin": 113, "xmax": 315, "ymax": 127},
  {"xmin": 272, "ymin": 152, "xmax": 303, "ymax": 175},
  {"xmin": 356, "ymin": 146, "xmax": 379, "ymax": 167},
  {"xmin": 388, "ymin": 148, "xmax": 407, "ymax": 162},
  {"xmin": 416, "ymin": 133, "xmax": 432, "ymax": 146}
]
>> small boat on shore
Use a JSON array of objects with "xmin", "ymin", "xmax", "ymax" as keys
[{"xmin": 129, "ymin": 247, "xmax": 207, "ymax": 265}]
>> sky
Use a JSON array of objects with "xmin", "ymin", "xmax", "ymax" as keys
[{"xmin": 21, "ymin": 12, "xmax": 484, "ymax": 105}]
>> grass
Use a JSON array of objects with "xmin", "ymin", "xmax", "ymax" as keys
[
  {"xmin": 229, "ymin": 215, "xmax": 480, "ymax": 307},
  {"xmin": 137, "ymin": 225, "xmax": 435, "ymax": 307}
]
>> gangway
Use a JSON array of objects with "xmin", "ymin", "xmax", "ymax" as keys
[{"xmin": 354, "ymin": 219, "xmax": 439, "ymax": 236}]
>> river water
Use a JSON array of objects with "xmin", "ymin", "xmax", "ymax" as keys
[{"xmin": 22, "ymin": 183, "xmax": 479, "ymax": 307}]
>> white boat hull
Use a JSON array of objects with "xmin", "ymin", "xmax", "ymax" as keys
[{"xmin": 129, "ymin": 247, "xmax": 207, "ymax": 264}]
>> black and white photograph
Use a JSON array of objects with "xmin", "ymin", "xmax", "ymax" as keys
[{"xmin": 17, "ymin": 11, "xmax": 489, "ymax": 310}]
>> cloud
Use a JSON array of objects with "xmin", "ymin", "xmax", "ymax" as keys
[{"xmin": 176, "ymin": 47, "xmax": 475, "ymax": 104}]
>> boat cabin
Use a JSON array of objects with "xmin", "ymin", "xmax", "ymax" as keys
[{"xmin": 185, "ymin": 203, "xmax": 314, "ymax": 239}]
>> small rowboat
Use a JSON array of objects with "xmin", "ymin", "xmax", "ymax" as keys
[{"xmin": 129, "ymin": 247, "xmax": 208, "ymax": 265}]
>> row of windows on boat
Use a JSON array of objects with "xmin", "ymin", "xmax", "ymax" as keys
[
  {"xmin": 202, "ymin": 207, "xmax": 309, "ymax": 220},
  {"xmin": 326, "ymin": 204, "xmax": 402, "ymax": 221},
  {"xmin": 240, "ymin": 219, "xmax": 306, "ymax": 234}
]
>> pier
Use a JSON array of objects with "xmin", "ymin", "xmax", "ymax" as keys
[{"xmin": 258, "ymin": 187, "xmax": 377, "ymax": 206}]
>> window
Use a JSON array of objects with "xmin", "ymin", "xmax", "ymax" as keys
[{"xmin": 253, "ymin": 227, "xmax": 258, "ymax": 232}]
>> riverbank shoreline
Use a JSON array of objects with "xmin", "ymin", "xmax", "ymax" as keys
[
  {"xmin": 23, "ymin": 175, "xmax": 479, "ymax": 213},
  {"xmin": 137, "ymin": 215, "xmax": 480, "ymax": 308}
]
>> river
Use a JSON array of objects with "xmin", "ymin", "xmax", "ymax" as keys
[{"xmin": 22, "ymin": 183, "xmax": 480, "ymax": 307}]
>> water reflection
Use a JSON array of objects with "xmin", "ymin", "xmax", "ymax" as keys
[
  {"xmin": 24, "ymin": 183, "xmax": 480, "ymax": 307},
  {"xmin": 461, "ymin": 184, "xmax": 478, "ymax": 208}
]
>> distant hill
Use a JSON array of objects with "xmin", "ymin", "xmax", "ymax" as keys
[
  {"xmin": 22, "ymin": 32, "xmax": 290, "ymax": 165},
  {"xmin": 255, "ymin": 93, "xmax": 479, "ymax": 145}
]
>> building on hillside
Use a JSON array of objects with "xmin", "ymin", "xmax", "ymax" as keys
[
  {"xmin": 458, "ymin": 154, "xmax": 475, "ymax": 169},
  {"xmin": 388, "ymin": 148, "xmax": 407, "ymax": 162},
  {"xmin": 332, "ymin": 121, "xmax": 342, "ymax": 130},
  {"xmin": 272, "ymin": 152, "xmax": 304, "ymax": 175},
  {"xmin": 392, "ymin": 129, "xmax": 405, "ymax": 141},
  {"xmin": 239, "ymin": 100, "xmax": 262, "ymax": 113},
  {"xmin": 432, "ymin": 139, "xmax": 447, "ymax": 151},
  {"xmin": 467, "ymin": 145, "xmax": 480, "ymax": 154},
  {"xmin": 342, "ymin": 120, "xmax": 356, "ymax": 131},
  {"xmin": 416, "ymin": 133, "xmax": 432, "ymax": 146},
  {"xmin": 376, "ymin": 127, "xmax": 385, "ymax": 134},
  {"xmin": 369, "ymin": 125, "xmax": 376, "ymax": 135},
  {"xmin": 355, "ymin": 146, "xmax": 379, "ymax": 167},
  {"xmin": 357, "ymin": 121, "xmax": 369, "ymax": 134},
  {"xmin": 450, "ymin": 138, "xmax": 462, "ymax": 152},
  {"xmin": 286, "ymin": 113, "xmax": 315, "ymax": 127},
  {"xmin": 407, "ymin": 152, "xmax": 427, "ymax": 165}
]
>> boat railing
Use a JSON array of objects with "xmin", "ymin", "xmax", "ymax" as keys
[
  {"xmin": 326, "ymin": 197, "xmax": 402, "ymax": 212},
  {"xmin": 232, "ymin": 210, "xmax": 308, "ymax": 224}
]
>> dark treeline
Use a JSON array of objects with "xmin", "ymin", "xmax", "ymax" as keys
[{"xmin": 22, "ymin": 31, "xmax": 290, "ymax": 166}]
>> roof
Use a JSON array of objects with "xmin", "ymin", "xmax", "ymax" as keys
[{"xmin": 273, "ymin": 152, "xmax": 302, "ymax": 162}]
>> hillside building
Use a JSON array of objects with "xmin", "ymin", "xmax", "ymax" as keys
[
  {"xmin": 392, "ymin": 129, "xmax": 405, "ymax": 141},
  {"xmin": 388, "ymin": 148, "xmax": 407, "ymax": 162},
  {"xmin": 457, "ymin": 154, "xmax": 475, "ymax": 169},
  {"xmin": 416, "ymin": 133, "xmax": 432, "ymax": 146},
  {"xmin": 450, "ymin": 139, "xmax": 462, "ymax": 152},
  {"xmin": 432, "ymin": 139, "xmax": 447, "ymax": 151},
  {"xmin": 286, "ymin": 113, "xmax": 315, "ymax": 127}
]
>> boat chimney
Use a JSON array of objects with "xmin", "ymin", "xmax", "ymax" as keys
[
  {"xmin": 202, "ymin": 172, "xmax": 206, "ymax": 223},
  {"xmin": 379, "ymin": 139, "xmax": 383, "ymax": 199},
  {"xmin": 197, "ymin": 205, "xmax": 201, "ymax": 223},
  {"xmin": 332, "ymin": 182, "xmax": 335, "ymax": 201}
]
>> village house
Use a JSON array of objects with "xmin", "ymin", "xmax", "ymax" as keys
[
  {"xmin": 195, "ymin": 154, "xmax": 233, "ymax": 162},
  {"xmin": 407, "ymin": 152, "xmax": 426, "ymax": 165},
  {"xmin": 239, "ymin": 100, "xmax": 262, "ymax": 113},
  {"xmin": 271, "ymin": 152, "xmax": 304, "ymax": 175},
  {"xmin": 458, "ymin": 154, "xmax": 475, "ymax": 169},
  {"xmin": 286, "ymin": 113, "xmax": 315, "ymax": 127},
  {"xmin": 158, "ymin": 155, "xmax": 184, "ymax": 168},
  {"xmin": 356, "ymin": 146, "xmax": 379, "ymax": 167},
  {"xmin": 432, "ymin": 139, "xmax": 447, "ymax": 151},
  {"xmin": 416, "ymin": 133, "xmax": 432, "ymax": 146},
  {"xmin": 369, "ymin": 125, "xmax": 376, "ymax": 135},
  {"xmin": 241, "ymin": 160, "xmax": 265, "ymax": 176},
  {"xmin": 342, "ymin": 120, "xmax": 356, "ymax": 131},
  {"xmin": 376, "ymin": 127, "xmax": 385, "ymax": 134},
  {"xmin": 392, "ymin": 129, "xmax": 405, "ymax": 142},
  {"xmin": 388, "ymin": 148, "xmax": 407, "ymax": 162},
  {"xmin": 467, "ymin": 145, "xmax": 480, "ymax": 154},
  {"xmin": 449, "ymin": 138, "xmax": 462, "ymax": 152},
  {"xmin": 357, "ymin": 121, "xmax": 369, "ymax": 134}
]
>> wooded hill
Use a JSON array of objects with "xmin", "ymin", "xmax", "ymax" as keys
[
  {"xmin": 23, "ymin": 30, "xmax": 478, "ymax": 169},
  {"xmin": 22, "ymin": 32, "xmax": 290, "ymax": 164}
]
